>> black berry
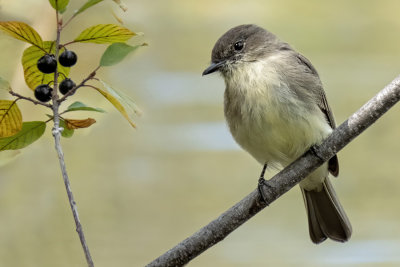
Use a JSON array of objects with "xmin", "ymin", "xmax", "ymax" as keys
[
  {"xmin": 59, "ymin": 50, "xmax": 77, "ymax": 67},
  {"xmin": 34, "ymin": 84, "xmax": 53, "ymax": 102},
  {"xmin": 37, "ymin": 54, "xmax": 57, "ymax": 74},
  {"xmin": 59, "ymin": 78, "xmax": 76, "ymax": 95}
]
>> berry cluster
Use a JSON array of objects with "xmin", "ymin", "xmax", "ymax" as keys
[{"xmin": 34, "ymin": 50, "xmax": 77, "ymax": 102}]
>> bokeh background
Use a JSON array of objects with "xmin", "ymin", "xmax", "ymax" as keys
[{"xmin": 1, "ymin": 0, "xmax": 400, "ymax": 266}]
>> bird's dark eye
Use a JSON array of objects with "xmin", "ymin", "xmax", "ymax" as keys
[{"xmin": 234, "ymin": 41, "xmax": 244, "ymax": 51}]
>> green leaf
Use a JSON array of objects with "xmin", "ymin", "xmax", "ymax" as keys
[
  {"xmin": 22, "ymin": 41, "xmax": 70, "ymax": 90},
  {"xmin": 0, "ymin": 121, "xmax": 46, "ymax": 151},
  {"xmin": 66, "ymin": 101, "xmax": 105, "ymax": 113},
  {"xmin": 60, "ymin": 118, "xmax": 74, "ymax": 138},
  {"xmin": 74, "ymin": 24, "xmax": 136, "ymax": 44},
  {"xmin": 75, "ymin": 0, "xmax": 104, "ymax": 16},
  {"xmin": 0, "ymin": 21, "xmax": 43, "ymax": 48},
  {"xmin": 48, "ymin": 0, "xmax": 69, "ymax": 12},
  {"xmin": 100, "ymin": 42, "xmax": 144, "ymax": 67},
  {"xmin": 0, "ymin": 100, "xmax": 23, "ymax": 138},
  {"xmin": 0, "ymin": 77, "xmax": 11, "ymax": 92},
  {"xmin": 95, "ymin": 80, "xmax": 141, "ymax": 128}
]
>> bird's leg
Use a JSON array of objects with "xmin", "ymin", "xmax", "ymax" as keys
[{"xmin": 257, "ymin": 163, "xmax": 271, "ymax": 204}]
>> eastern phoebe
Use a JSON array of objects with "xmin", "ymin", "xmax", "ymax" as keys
[{"xmin": 202, "ymin": 24, "xmax": 351, "ymax": 244}]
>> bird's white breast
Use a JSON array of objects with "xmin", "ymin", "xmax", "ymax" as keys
[{"xmin": 223, "ymin": 54, "xmax": 332, "ymax": 170}]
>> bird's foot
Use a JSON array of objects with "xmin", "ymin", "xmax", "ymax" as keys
[{"xmin": 257, "ymin": 164, "xmax": 271, "ymax": 204}]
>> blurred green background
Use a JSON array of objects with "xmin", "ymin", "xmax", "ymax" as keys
[{"xmin": 1, "ymin": 0, "xmax": 400, "ymax": 266}]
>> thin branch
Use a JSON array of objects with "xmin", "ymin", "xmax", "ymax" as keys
[
  {"xmin": 8, "ymin": 91, "xmax": 52, "ymax": 108},
  {"xmin": 146, "ymin": 75, "xmax": 400, "ymax": 267},
  {"xmin": 51, "ymin": 9, "xmax": 94, "ymax": 267},
  {"xmin": 62, "ymin": 40, "xmax": 77, "ymax": 47},
  {"xmin": 58, "ymin": 66, "xmax": 100, "ymax": 103}
]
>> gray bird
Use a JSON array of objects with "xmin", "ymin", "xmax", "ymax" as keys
[{"xmin": 203, "ymin": 24, "xmax": 352, "ymax": 244}]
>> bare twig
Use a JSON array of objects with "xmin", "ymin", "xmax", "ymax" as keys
[
  {"xmin": 51, "ymin": 9, "xmax": 94, "ymax": 267},
  {"xmin": 146, "ymin": 75, "xmax": 400, "ymax": 267},
  {"xmin": 58, "ymin": 66, "xmax": 100, "ymax": 103},
  {"xmin": 62, "ymin": 40, "xmax": 77, "ymax": 46},
  {"xmin": 8, "ymin": 91, "xmax": 52, "ymax": 108}
]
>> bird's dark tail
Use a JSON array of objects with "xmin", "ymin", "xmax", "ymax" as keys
[{"xmin": 301, "ymin": 178, "xmax": 352, "ymax": 244}]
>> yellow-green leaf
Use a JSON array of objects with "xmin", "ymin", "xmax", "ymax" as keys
[
  {"xmin": 64, "ymin": 118, "xmax": 96, "ymax": 129},
  {"xmin": 22, "ymin": 41, "xmax": 70, "ymax": 90},
  {"xmin": 74, "ymin": 24, "xmax": 136, "ymax": 44},
  {"xmin": 0, "ymin": 21, "xmax": 43, "ymax": 48},
  {"xmin": 48, "ymin": 0, "xmax": 69, "ymax": 12},
  {"xmin": 95, "ymin": 80, "xmax": 141, "ymax": 128},
  {"xmin": 0, "ymin": 121, "xmax": 46, "ymax": 151},
  {"xmin": 0, "ymin": 100, "xmax": 23, "ymax": 138}
]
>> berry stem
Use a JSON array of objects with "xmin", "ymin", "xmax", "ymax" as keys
[
  {"xmin": 58, "ymin": 72, "xmax": 67, "ymax": 79},
  {"xmin": 51, "ymin": 9, "xmax": 95, "ymax": 267}
]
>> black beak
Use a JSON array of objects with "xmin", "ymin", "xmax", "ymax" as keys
[{"xmin": 202, "ymin": 61, "xmax": 225, "ymax": 76}]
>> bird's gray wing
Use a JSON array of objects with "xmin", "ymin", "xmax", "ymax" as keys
[
  {"xmin": 295, "ymin": 53, "xmax": 339, "ymax": 176},
  {"xmin": 295, "ymin": 53, "xmax": 336, "ymax": 128}
]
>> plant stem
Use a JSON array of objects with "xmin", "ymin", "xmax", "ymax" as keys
[
  {"xmin": 62, "ymin": 40, "xmax": 77, "ymax": 46},
  {"xmin": 58, "ymin": 66, "xmax": 100, "ymax": 103},
  {"xmin": 8, "ymin": 91, "xmax": 52, "ymax": 108},
  {"xmin": 52, "ymin": 10, "xmax": 94, "ymax": 267}
]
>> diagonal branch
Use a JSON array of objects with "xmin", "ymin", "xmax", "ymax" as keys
[
  {"xmin": 57, "ymin": 66, "xmax": 100, "ymax": 103},
  {"xmin": 146, "ymin": 75, "xmax": 400, "ymax": 267},
  {"xmin": 9, "ymin": 91, "xmax": 52, "ymax": 108}
]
